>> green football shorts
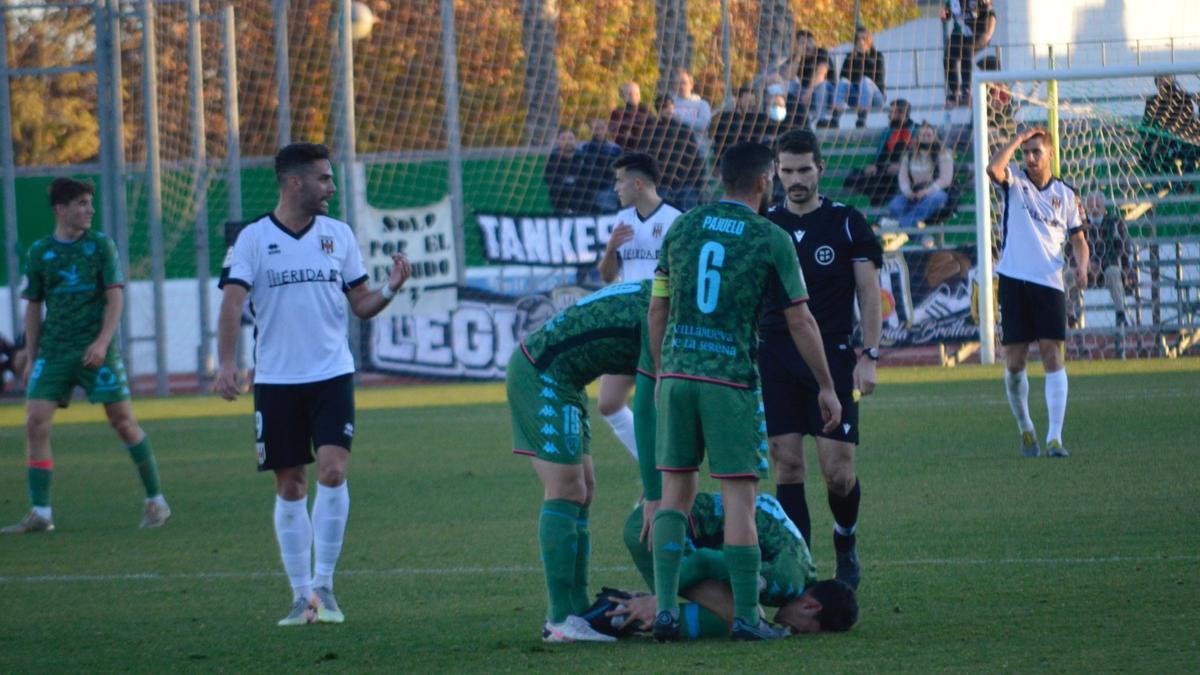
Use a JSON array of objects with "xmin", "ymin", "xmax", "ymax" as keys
[
  {"xmin": 655, "ymin": 377, "xmax": 768, "ymax": 479},
  {"xmin": 27, "ymin": 348, "xmax": 131, "ymax": 406},
  {"xmin": 506, "ymin": 350, "xmax": 591, "ymax": 465}
]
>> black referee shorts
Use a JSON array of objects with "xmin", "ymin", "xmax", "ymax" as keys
[
  {"xmin": 253, "ymin": 373, "xmax": 355, "ymax": 471},
  {"xmin": 758, "ymin": 333, "xmax": 860, "ymax": 445},
  {"xmin": 998, "ymin": 274, "xmax": 1066, "ymax": 345}
]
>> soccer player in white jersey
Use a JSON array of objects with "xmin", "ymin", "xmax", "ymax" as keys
[
  {"xmin": 596, "ymin": 153, "xmax": 682, "ymax": 460},
  {"xmin": 986, "ymin": 128, "xmax": 1089, "ymax": 458},
  {"xmin": 214, "ymin": 143, "xmax": 412, "ymax": 626}
]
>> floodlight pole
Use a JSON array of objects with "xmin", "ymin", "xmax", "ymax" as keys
[
  {"xmin": 188, "ymin": 0, "xmax": 212, "ymax": 389},
  {"xmin": 0, "ymin": 2, "xmax": 20, "ymax": 340},
  {"xmin": 141, "ymin": 0, "xmax": 169, "ymax": 395}
]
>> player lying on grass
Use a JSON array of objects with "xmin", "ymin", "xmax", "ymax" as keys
[
  {"xmin": 581, "ymin": 492, "xmax": 858, "ymax": 639},
  {"xmin": 507, "ymin": 279, "xmax": 659, "ymax": 643}
]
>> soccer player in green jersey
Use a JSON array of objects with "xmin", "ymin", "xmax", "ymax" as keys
[
  {"xmin": 3, "ymin": 178, "xmax": 169, "ymax": 534},
  {"xmin": 587, "ymin": 492, "xmax": 858, "ymax": 639},
  {"xmin": 647, "ymin": 142, "xmax": 841, "ymax": 641},
  {"xmin": 508, "ymin": 279, "xmax": 658, "ymax": 643}
]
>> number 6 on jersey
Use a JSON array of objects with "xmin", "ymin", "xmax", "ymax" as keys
[{"xmin": 696, "ymin": 241, "xmax": 725, "ymax": 313}]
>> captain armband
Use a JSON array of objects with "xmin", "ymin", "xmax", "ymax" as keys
[{"xmin": 651, "ymin": 276, "xmax": 671, "ymax": 298}]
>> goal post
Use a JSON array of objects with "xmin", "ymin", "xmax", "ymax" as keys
[{"xmin": 971, "ymin": 61, "xmax": 1200, "ymax": 364}]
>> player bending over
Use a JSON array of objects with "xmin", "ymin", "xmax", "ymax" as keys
[{"xmin": 508, "ymin": 279, "xmax": 658, "ymax": 643}]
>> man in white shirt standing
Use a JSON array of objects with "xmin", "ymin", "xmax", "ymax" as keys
[
  {"xmin": 596, "ymin": 153, "xmax": 682, "ymax": 460},
  {"xmin": 214, "ymin": 143, "xmax": 412, "ymax": 626},
  {"xmin": 986, "ymin": 128, "xmax": 1088, "ymax": 458},
  {"xmin": 670, "ymin": 69, "xmax": 713, "ymax": 137}
]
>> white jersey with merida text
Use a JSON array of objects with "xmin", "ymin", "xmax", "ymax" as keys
[
  {"xmin": 221, "ymin": 213, "xmax": 369, "ymax": 384},
  {"xmin": 994, "ymin": 162, "xmax": 1083, "ymax": 291},
  {"xmin": 614, "ymin": 201, "xmax": 682, "ymax": 282}
]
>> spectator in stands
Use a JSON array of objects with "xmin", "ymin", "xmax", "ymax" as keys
[
  {"xmin": 638, "ymin": 95, "xmax": 704, "ymax": 210},
  {"xmin": 786, "ymin": 29, "xmax": 837, "ymax": 129},
  {"xmin": 711, "ymin": 86, "xmax": 772, "ymax": 163},
  {"xmin": 1140, "ymin": 74, "xmax": 1200, "ymax": 176},
  {"xmin": 887, "ymin": 123, "xmax": 955, "ymax": 229},
  {"xmin": 544, "ymin": 126, "xmax": 585, "ymax": 214},
  {"xmin": 843, "ymin": 99, "xmax": 914, "ymax": 206},
  {"xmin": 577, "ymin": 118, "xmax": 623, "ymax": 212},
  {"xmin": 1082, "ymin": 193, "xmax": 1135, "ymax": 328},
  {"xmin": 670, "ymin": 68, "xmax": 713, "ymax": 136},
  {"xmin": 609, "ymin": 82, "xmax": 653, "ymax": 150},
  {"xmin": 942, "ymin": 0, "xmax": 997, "ymax": 107},
  {"xmin": 827, "ymin": 27, "xmax": 887, "ymax": 129}
]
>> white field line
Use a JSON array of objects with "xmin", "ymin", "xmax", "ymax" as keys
[{"xmin": 1, "ymin": 555, "xmax": 1196, "ymax": 585}]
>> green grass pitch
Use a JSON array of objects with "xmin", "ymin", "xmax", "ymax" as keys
[{"xmin": 0, "ymin": 359, "xmax": 1197, "ymax": 672}]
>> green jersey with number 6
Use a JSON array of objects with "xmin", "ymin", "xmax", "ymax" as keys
[
  {"xmin": 655, "ymin": 200, "xmax": 809, "ymax": 388},
  {"xmin": 22, "ymin": 230, "xmax": 124, "ymax": 358}
]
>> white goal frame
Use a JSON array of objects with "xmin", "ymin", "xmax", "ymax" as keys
[{"xmin": 971, "ymin": 61, "xmax": 1200, "ymax": 364}]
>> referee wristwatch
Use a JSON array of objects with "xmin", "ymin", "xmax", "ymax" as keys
[{"xmin": 862, "ymin": 347, "xmax": 880, "ymax": 361}]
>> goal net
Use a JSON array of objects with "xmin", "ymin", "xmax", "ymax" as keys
[{"xmin": 972, "ymin": 62, "xmax": 1200, "ymax": 364}]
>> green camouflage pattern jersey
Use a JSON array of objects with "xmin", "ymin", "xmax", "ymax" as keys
[
  {"xmin": 688, "ymin": 492, "xmax": 818, "ymax": 605},
  {"xmin": 519, "ymin": 280, "xmax": 653, "ymax": 389},
  {"xmin": 656, "ymin": 200, "xmax": 808, "ymax": 388},
  {"xmin": 22, "ymin": 229, "xmax": 124, "ymax": 358}
]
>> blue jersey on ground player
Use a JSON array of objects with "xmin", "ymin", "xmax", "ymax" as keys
[{"xmin": 588, "ymin": 492, "xmax": 857, "ymax": 639}]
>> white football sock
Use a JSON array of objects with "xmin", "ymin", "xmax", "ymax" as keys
[
  {"xmin": 1045, "ymin": 368, "xmax": 1069, "ymax": 443},
  {"xmin": 274, "ymin": 495, "xmax": 312, "ymax": 601},
  {"xmin": 602, "ymin": 407, "xmax": 638, "ymax": 460},
  {"xmin": 32, "ymin": 506, "xmax": 52, "ymax": 520},
  {"xmin": 1004, "ymin": 369, "xmax": 1035, "ymax": 433},
  {"xmin": 311, "ymin": 482, "xmax": 350, "ymax": 590}
]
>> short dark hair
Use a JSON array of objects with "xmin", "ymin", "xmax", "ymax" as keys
[
  {"xmin": 613, "ymin": 152, "xmax": 659, "ymax": 184},
  {"xmin": 274, "ymin": 143, "xmax": 331, "ymax": 183},
  {"xmin": 48, "ymin": 177, "xmax": 95, "ymax": 207},
  {"xmin": 654, "ymin": 94, "xmax": 673, "ymax": 112},
  {"xmin": 737, "ymin": 85, "xmax": 754, "ymax": 98},
  {"xmin": 776, "ymin": 128, "xmax": 822, "ymax": 164},
  {"xmin": 809, "ymin": 579, "xmax": 859, "ymax": 632},
  {"xmin": 1023, "ymin": 128, "xmax": 1051, "ymax": 147},
  {"xmin": 795, "ymin": 28, "xmax": 814, "ymax": 42},
  {"xmin": 719, "ymin": 142, "xmax": 774, "ymax": 193},
  {"xmin": 891, "ymin": 98, "xmax": 912, "ymax": 116},
  {"xmin": 977, "ymin": 55, "xmax": 1002, "ymax": 72}
]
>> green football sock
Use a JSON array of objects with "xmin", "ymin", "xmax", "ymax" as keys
[
  {"xmin": 724, "ymin": 544, "xmax": 762, "ymax": 625},
  {"xmin": 539, "ymin": 499, "xmax": 581, "ymax": 624},
  {"xmin": 680, "ymin": 602, "xmax": 729, "ymax": 639},
  {"xmin": 571, "ymin": 505, "xmax": 591, "ymax": 614},
  {"xmin": 27, "ymin": 466, "xmax": 52, "ymax": 508},
  {"xmin": 126, "ymin": 437, "xmax": 161, "ymax": 498},
  {"xmin": 652, "ymin": 509, "xmax": 689, "ymax": 615}
]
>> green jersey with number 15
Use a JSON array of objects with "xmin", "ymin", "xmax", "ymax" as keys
[{"xmin": 655, "ymin": 200, "xmax": 809, "ymax": 388}]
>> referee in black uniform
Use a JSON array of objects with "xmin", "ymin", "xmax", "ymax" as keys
[{"xmin": 759, "ymin": 130, "xmax": 883, "ymax": 590}]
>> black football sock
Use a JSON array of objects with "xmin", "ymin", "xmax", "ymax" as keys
[{"xmin": 775, "ymin": 482, "xmax": 811, "ymax": 547}]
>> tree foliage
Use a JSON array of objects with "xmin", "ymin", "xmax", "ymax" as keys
[{"xmin": 4, "ymin": 0, "xmax": 917, "ymax": 166}]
